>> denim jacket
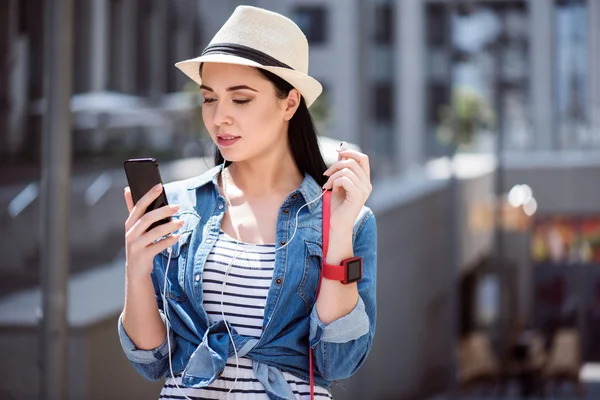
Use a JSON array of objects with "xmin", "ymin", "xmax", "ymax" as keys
[{"xmin": 118, "ymin": 164, "xmax": 377, "ymax": 400}]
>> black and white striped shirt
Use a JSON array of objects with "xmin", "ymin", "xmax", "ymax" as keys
[{"xmin": 160, "ymin": 230, "xmax": 332, "ymax": 400}]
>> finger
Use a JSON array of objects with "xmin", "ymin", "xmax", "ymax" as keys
[
  {"xmin": 332, "ymin": 176, "xmax": 361, "ymax": 199},
  {"xmin": 129, "ymin": 184, "xmax": 165, "ymax": 224},
  {"xmin": 324, "ymin": 169, "xmax": 358, "ymax": 192},
  {"xmin": 124, "ymin": 187, "xmax": 134, "ymax": 213},
  {"xmin": 140, "ymin": 219, "xmax": 185, "ymax": 247},
  {"xmin": 323, "ymin": 168, "xmax": 368, "ymax": 193},
  {"xmin": 131, "ymin": 204, "xmax": 181, "ymax": 237},
  {"xmin": 324, "ymin": 158, "xmax": 368, "ymax": 184},
  {"xmin": 336, "ymin": 150, "xmax": 370, "ymax": 177},
  {"xmin": 147, "ymin": 233, "xmax": 181, "ymax": 255}
]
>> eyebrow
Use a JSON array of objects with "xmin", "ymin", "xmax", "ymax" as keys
[{"xmin": 200, "ymin": 84, "xmax": 258, "ymax": 92}]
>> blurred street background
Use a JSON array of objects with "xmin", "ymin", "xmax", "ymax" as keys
[{"xmin": 1, "ymin": 0, "xmax": 600, "ymax": 399}]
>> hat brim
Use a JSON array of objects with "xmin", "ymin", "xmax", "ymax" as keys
[{"xmin": 175, "ymin": 54, "xmax": 323, "ymax": 108}]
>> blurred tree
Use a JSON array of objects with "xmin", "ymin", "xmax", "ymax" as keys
[
  {"xmin": 436, "ymin": 86, "xmax": 496, "ymax": 151},
  {"xmin": 180, "ymin": 81, "xmax": 209, "ymax": 157},
  {"xmin": 308, "ymin": 87, "xmax": 332, "ymax": 136}
]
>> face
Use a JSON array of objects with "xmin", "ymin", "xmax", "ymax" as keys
[{"xmin": 200, "ymin": 62, "xmax": 300, "ymax": 162}]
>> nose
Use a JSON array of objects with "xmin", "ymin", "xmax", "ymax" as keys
[{"xmin": 212, "ymin": 101, "xmax": 233, "ymax": 127}]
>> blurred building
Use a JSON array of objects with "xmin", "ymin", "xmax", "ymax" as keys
[
  {"xmin": 1, "ymin": 0, "xmax": 600, "ymax": 399},
  {"xmin": 4, "ymin": 0, "xmax": 598, "ymax": 176},
  {"xmin": 0, "ymin": 0, "xmax": 209, "ymax": 173},
  {"xmin": 256, "ymin": 0, "xmax": 600, "ymax": 178}
]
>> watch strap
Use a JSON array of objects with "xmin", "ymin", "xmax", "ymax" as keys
[{"xmin": 322, "ymin": 261, "xmax": 347, "ymax": 281}]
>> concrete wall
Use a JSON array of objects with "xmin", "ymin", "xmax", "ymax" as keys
[
  {"xmin": 336, "ymin": 155, "xmax": 495, "ymax": 399},
  {"xmin": 0, "ymin": 321, "xmax": 162, "ymax": 400},
  {"xmin": 342, "ymin": 184, "xmax": 454, "ymax": 399}
]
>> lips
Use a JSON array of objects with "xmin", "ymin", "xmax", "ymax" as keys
[{"xmin": 216, "ymin": 134, "xmax": 241, "ymax": 147}]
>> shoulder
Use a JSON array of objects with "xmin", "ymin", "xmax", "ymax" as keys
[{"xmin": 162, "ymin": 166, "xmax": 220, "ymax": 204}]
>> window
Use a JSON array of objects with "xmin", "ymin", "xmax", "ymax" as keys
[
  {"xmin": 374, "ymin": 3, "xmax": 394, "ymax": 45},
  {"xmin": 73, "ymin": 0, "xmax": 91, "ymax": 94},
  {"xmin": 426, "ymin": 3, "xmax": 449, "ymax": 48},
  {"xmin": 372, "ymin": 82, "xmax": 394, "ymax": 122},
  {"xmin": 108, "ymin": 0, "xmax": 122, "ymax": 92},
  {"xmin": 135, "ymin": 3, "xmax": 152, "ymax": 96},
  {"xmin": 165, "ymin": 1, "xmax": 179, "ymax": 93},
  {"xmin": 427, "ymin": 82, "xmax": 450, "ymax": 124},
  {"xmin": 293, "ymin": 6, "xmax": 327, "ymax": 44},
  {"xmin": 555, "ymin": 0, "xmax": 589, "ymax": 150}
]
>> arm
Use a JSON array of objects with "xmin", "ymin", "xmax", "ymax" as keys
[
  {"xmin": 118, "ymin": 268, "xmax": 175, "ymax": 381},
  {"xmin": 117, "ymin": 185, "xmax": 181, "ymax": 381},
  {"xmin": 310, "ymin": 212, "xmax": 377, "ymax": 381},
  {"xmin": 121, "ymin": 272, "xmax": 166, "ymax": 350}
]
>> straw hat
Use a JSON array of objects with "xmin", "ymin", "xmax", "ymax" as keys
[{"xmin": 175, "ymin": 5, "xmax": 323, "ymax": 107}]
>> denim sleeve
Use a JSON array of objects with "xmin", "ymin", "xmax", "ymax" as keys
[
  {"xmin": 117, "ymin": 268, "xmax": 175, "ymax": 381},
  {"xmin": 309, "ymin": 211, "xmax": 377, "ymax": 381}
]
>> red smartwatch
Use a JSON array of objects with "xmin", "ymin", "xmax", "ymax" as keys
[{"xmin": 322, "ymin": 256, "xmax": 363, "ymax": 284}]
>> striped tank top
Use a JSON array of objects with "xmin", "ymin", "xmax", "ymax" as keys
[{"xmin": 160, "ymin": 230, "xmax": 333, "ymax": 399}]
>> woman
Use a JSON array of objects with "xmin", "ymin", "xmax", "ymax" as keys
[{"xmin": 118, "ymin": 6, "xmax": 377, "ymax": 400}]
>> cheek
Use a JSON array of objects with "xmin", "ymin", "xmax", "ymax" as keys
[
  {"xmin": 249, "ymin": 102, "xmax": 284, "ymax": 132},
  {"xmin": 225, "ymin": 105, "xmax": 279, "ymax": 140},
  {"xmin": 201, "ymin": 106, "xmax": 212, "ymax": 127}
]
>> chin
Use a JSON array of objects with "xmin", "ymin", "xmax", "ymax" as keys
[{"xmin": 217, "ymin": 148, "xmax": 243, "ymax": 162}]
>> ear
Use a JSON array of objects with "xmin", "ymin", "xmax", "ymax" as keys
[{"xmin": 282, "ymin": 89, "xmax": 301, "ymax": 121}]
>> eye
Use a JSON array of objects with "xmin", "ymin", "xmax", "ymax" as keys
[
  {"xmin": 233, "ymin": 99, "xmax": 251, "ymax": 105},
  {"xmin": 203, "ymin": 98, "xmax": 216, "ymax": 104}
]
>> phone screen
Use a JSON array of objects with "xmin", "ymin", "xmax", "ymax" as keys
[{"xmin": 124, "ymin": 158, "xmax": 170, "ymax": 230}]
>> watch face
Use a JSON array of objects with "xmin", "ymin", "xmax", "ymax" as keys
[{"xmin": 346, "ymin": 259, "xmax": 362, "ymax": 282}]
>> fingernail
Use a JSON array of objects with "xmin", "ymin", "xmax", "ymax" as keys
[
  {"xmin": 172, "ymin": 205, "xmax": 180, "ymax": 211},
  {"xmin": 154, "ymin": 183, "xmax": 162, "ymax": 192}
]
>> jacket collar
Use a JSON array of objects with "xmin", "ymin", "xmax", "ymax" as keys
[{"xmin": 185, "ymin": 163, "xmax": 323, "ymax": 213}]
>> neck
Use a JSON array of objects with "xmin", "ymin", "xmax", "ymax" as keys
[{"xmin": 224, "ymin": 146, "xmax": 304, "ymax": 198}]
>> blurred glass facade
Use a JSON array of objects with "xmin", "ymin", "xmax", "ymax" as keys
[
  {"xmin": 555, "ymin": 0, "xmax": 591, "ymax": 150},
  {"xmin": 426, "ymin": 1, "xmax": 530, "ymax": 156},
  {"xmin": 2, "ymin": 0, "xmax": 599, "ymax": 180}
]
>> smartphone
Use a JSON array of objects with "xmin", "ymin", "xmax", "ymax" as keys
[{"xmin": 123, "ymin": 158, "xmax": 171, "ymax": 231}]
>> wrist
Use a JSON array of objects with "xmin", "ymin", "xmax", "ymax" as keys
[
  {"xmin": 126, "ymin": 268, "xmax": 154, "ymax": 289},
  {"xmin": 324, "ymin": 229, "xmax": 353, "ymax": 266}
]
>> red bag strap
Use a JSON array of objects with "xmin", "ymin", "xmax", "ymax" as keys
[
  {"xmin": 322, "ymin": 189, "xmax": 331, "ymax": 263},
  {"xmin": 310, "ymin": 189, "xmax": 330, "ymax": 400}
]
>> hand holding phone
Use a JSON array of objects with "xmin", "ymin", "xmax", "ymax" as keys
[
  {"xmin": 124, "ymin": 158, "xmax": 173, "ymax": 231},
  {"xmin": 123, "ymin": 158, "xmax": 184, "ymax": 277}
]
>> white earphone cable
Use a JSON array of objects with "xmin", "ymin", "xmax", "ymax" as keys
[
  {"xmin": 217, "ymin": 161, "xmax": 242, "ymax": 399},
  {"xmin": 163, "ymin": 246, "xmax": 192, "ymax": 400}
]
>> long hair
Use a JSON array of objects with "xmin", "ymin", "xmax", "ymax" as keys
[{"xmin": 203, "ymin": 65, "xmax": 328, "ymax": 187}]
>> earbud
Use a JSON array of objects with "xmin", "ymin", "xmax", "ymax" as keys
[{"xmin": 338, "ymin": 141, "xmax": 348, "ymax": 160}]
